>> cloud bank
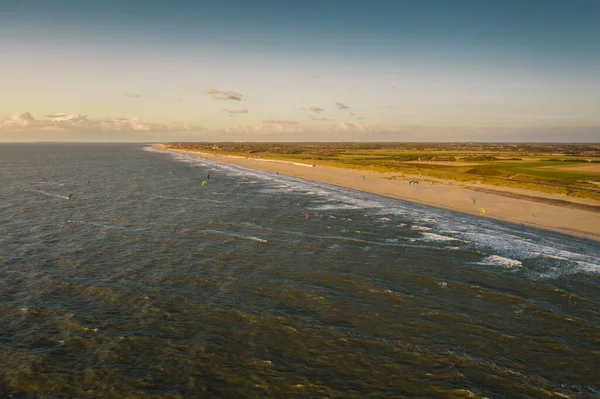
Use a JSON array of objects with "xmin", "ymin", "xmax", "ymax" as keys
[
  {"xmin": 2, "ymin": 112, "xmax": 598, "ymax": 142},
  {"xmin": 0, "ymin": 112, "xmax": 203, "ymax": 141}
]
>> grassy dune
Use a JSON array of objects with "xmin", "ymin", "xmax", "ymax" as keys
[{"xmin": 165, "ymin": 143, "xmax": 600, "ymax": 201}]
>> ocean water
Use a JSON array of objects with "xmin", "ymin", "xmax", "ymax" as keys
[{"xmin": 1, "ymin": 143, "xmax": 599, "ymax": 399}]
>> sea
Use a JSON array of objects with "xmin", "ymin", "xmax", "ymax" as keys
[{"xmin": 1, "ymin": 143, "xmax": 599, "ymax": 398}]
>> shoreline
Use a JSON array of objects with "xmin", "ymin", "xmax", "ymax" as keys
[{"xmin": 155, "ymin": 145, "xmax": 600, "ymax": 243}]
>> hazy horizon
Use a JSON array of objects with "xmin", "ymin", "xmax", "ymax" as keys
[{"xmin": 1, "ymin": 0, "xmax": 599, "ymax": 142}]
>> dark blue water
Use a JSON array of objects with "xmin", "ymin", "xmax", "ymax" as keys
[{"xmin": 1, "ymin": 143, "xmax": 599, "ymax": 398}]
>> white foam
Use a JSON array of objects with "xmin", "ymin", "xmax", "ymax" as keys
[
  {"xmin": 30, "ymin": 189, "xmax": 71, "ymax": 200},
  {"xmin": 31, "ymin": 181, "xmax": 66, "ymax": 186},
  {"xmin": 573, "ymin": 260, "xmax": 600, "ymax": 274},
  {"xmin": 421, "ymin": 233, "xmax": 463, "ymax": 242},
  {"xmin": 411, "ymin": 226, "xmax": 432, "ymax": 231},
  {"xmin": 200, "ymin": 229, "xmax": 268, "ymax": 243},
  {"xmin": 373, "ymin": 207, "xmax": 409, "ymax": 216},
  {"xmin": 308, "ymin": 204, "xmax": 360, "ymax": 210},
  {"xmin": 481, "ymin": 255, "xmax": 523, "ymax": 269}
]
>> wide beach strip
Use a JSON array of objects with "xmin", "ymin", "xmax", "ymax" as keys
[{"xmin": 157, "ymin": 145, "xmax": 600, "ymax": 243}]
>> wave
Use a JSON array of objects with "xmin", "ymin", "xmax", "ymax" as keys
[
  {"xmin": 420, "ymin": 232, "xmax": 465, "ymax": 243},
  {"xmin": 199, "ymin": 229, "xmax": 268, "ymax": 243},
  {"xmin": 30, "ymin": 181, "xmax": 67, "ymax": 186},
  {"xmin": 574, "ymin": 261, "xmax": 600, "ymax": 274},
  {"xmin": 147, "ymin": 194, "xmax": 221, "ymax": 203},
  {"xmin": 28, "ymin": 189, "xmax": 71, "ymax": 200},
  {"xmin": 411, "ymin": 225, "xmax": 432, "ymax": 231},
  {"xmin": 480, "ymin": 255, "xmax": 523, "ymax": 269},
  {"xmin": 308, "ymin": 203, "xmax": 361, "ymax": 211}
]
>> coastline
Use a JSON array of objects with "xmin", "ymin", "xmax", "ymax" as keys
[{"xmin": 155, "ymin": 145, "xmax": 600, "ymax": 243}]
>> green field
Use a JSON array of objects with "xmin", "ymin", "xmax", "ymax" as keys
[{"xmin": 166, "ymin": 143, "xmax": 600, "ymax": 201}]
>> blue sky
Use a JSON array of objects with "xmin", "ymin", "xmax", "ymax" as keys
[{"xmin": 1, "ymin": 0, "xmax": 599, "ymax": 141}]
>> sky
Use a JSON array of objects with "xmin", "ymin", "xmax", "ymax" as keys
[{"xmin": 1, "ymin": 0, "xmax": 599, "ymax": 142}]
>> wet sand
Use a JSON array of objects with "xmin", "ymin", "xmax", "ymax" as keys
[{"xmin": 158, "ymin": 145, "xmax": 600, "ymax": 243}]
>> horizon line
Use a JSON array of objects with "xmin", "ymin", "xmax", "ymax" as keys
[{"xmin": 1, "ymin": 141, "xmax": 599, "ymax": 145}]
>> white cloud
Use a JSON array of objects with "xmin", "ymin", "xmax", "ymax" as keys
[
  {"xmin": 124, "ymin": 93, "xmax": 143, "ymax": 98},
  {"xmin": 335, "ymin": 102, "xmax": 350, "ymax": 110},
  {"xmin": 3, "ymin": 112, "xmax": 36, "ymax": 128},
  {"xmin": 205, "ymin": 88, "xmax": 244, "ymax": 101},
  {"xmin": 308, "ymin": 106, "xmax": 324, "ymax": 114},
  {"xmin": 0, "ymin": 112, "xmax": 203, "ymax": 134},
  {"xmin": 310, "ymin": 115, "xmax": 330, "ymax": 121},
  {"xmin": 223, "ymin": 107, "xmax": 249, "ymax": 114}
]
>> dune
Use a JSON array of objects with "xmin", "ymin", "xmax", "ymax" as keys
[{"xmin": 157, "ymin": 145, "xmax": 600, "ymax": 243}]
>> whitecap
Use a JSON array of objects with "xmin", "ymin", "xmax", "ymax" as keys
[
  {"xmin": 573, "ymin": 260, "xmax": 600, "ymax": 274},
  {"xmin": 199, "ymin": 229, "xmax": 268, "ymax": 243},
  {"xmin": 480, "ymin": 255, "xmax": 523, "ymax": 269},
  {"xmin": 420, "ymin": 232, "xmax": 463, "ymax": 242},
  {"xmin": 411, "ymin": 226, "xmax": 432, "ymax": 231}
]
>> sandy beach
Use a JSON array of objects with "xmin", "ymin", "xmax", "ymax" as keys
[{"xmin": 157, "ymin": 145, "xmax": 600, "ymax": 243}]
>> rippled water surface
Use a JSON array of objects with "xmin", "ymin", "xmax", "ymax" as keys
[{"xmin": 1, "ymin": 144, "xmax": 599, "ymax": 398}]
